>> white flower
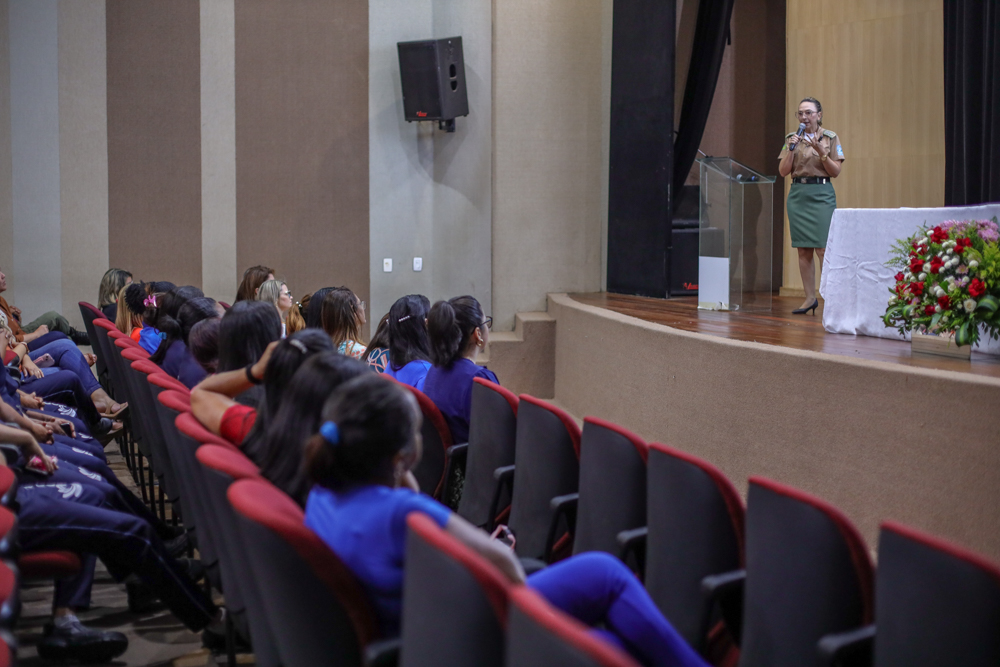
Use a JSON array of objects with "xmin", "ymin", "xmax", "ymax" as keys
[
  {"xmin": 918, "ymin": 237, "xmax": 928, "ymax": 245},
  {"xmin": 970, "ymin": 260, "xmax": 979, "ymax": 269},
  {"xmin": 964, "ymin": 299, "xmax": 977, "ymax": 313},
  {"xmin": 935, "ymin": 305, "xmax": 942, "ymax": 313},
  {"xmin": 919, "ymin": 273, "xmax": 927, "ymax": 281}
]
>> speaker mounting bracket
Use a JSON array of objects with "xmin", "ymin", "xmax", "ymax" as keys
[{"xmin": 438, "ymin": 119, "xmax": 456, "ymax": 133}]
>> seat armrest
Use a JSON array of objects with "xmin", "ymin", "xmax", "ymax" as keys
[
  {"xmin": 364, "ymin": 636, "xmax": 401, "ymax": 667},
  {"xmin": 543, "ymin": 493, "xmax": 579, "ymax": 562},
  {"xmin": 440, "ymin": 443, "xmax": 468, "ymax": 509},
  {"xmin": 702, "ymin": 569, "xmax": 745, "ymax": 646},
  {"xmin": 487, "ymin": 465, "xmax": 516, "ymax": 532},
  {"xmin": 818, "ymin": 625, "xmax": 875, "ymax": 667},
  {"xmin": 617, "ymin": 527, "xmax": 648, "ymax": 578}
]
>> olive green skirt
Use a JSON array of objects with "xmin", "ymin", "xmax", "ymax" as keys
[{"xmin": 787, "ymin": 181, "xmax": 837, "ymax": 248}]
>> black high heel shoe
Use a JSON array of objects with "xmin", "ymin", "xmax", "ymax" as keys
[{"xmin": 792, "ymin": 299, "xmax": 819, "ymax": 315}]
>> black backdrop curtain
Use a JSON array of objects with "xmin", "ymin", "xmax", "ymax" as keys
[
  {"xmin": 672, "ymin": 0, "xmax": 736, "ymax": 213},
  {"xmin": 944, "ymin": 0, "xmax": 1000, "ymax": 205}
]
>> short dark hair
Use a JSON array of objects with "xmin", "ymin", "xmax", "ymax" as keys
[
  {"xmin": 189, "ymin": 318, "xmax": 221, "ymax": 374},
  {"xmin": 305, "ymin": 373, "xmax": 420, "ymax": 492},
  {"xmin": 150, "ymin": 286, "xmax": 205, "ymax": 364},
  {"xmin": 427, "ymin": 295, "xmax": 484, "ymax": 367}
]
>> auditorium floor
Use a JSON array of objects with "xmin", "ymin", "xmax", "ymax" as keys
[
  {"xmin": 15, "ymin": 449, "xmax": 253, "ymax": 667},
  {"xmin": 569, "ymin": 292, "xmax": 1000, "ymax": 379}
]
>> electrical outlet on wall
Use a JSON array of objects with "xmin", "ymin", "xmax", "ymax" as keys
[
  {"xmin": 413, "ymin": 257, "xmax": 423, "ymax": 271},
  {"xmin": 383, "ymin": 258, "xmax": 393, "ymax": 272}
]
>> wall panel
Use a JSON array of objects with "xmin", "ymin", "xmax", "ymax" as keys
[
  {"xmin": 106, "ymin": 0, "xmax": 202, "ymax": 286},
  {"xmin": 235, "ymin": 0, "xmax": 368, "ymax": 308},
  {"xmin": 0, "ymin": 1, "xmax": 13, "ymax": 291},
  {"xmin": 782, "ymin": 0, "xmax": 945, "ymax": 294}
]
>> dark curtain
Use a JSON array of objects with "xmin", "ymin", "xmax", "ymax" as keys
[
  {"xmin": 672, "ymin": 0, "xmax": 736, "ymax": 213},
  {"xmin": 944, "ymin": 0, "xmax": 1000, "ymax": 205}
]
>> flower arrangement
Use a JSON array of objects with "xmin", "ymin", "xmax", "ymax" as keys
[{"xmin": 883, "ymin": 217, "xmax": 1000, "ymax": 347}]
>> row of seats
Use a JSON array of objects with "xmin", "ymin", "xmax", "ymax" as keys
[{"xmin": 79, "ymin": 301, "xmax": 1000, "ymax": 667}]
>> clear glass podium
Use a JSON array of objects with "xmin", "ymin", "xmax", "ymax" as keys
[{"xmin": 697, "ymin": 157, "xmax": 775, "ymax": 312}]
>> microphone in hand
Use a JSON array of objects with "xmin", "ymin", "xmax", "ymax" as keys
[{"xmin": 789, "ymin": 123, "xmax": 806, "ymax": 151}]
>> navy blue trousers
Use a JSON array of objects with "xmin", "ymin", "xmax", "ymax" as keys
[
  {"xmin": 14, "ymin": 369, "xmax": 102, "ymax": 427},
  {"xmin": 29, "ymin": 338, "xmax": 101, "ymax": 395},
  {"xmin": 25, "ymin": 330, "xmax": 70, "ymax": 353}
]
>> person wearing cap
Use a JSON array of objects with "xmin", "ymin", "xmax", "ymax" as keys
[{"xmin": 778, "ymin": 96, "xmax": 845, "ymax": 315}]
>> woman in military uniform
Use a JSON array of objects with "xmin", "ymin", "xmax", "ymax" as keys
[{"xmin": 778, "ymin": 97, "xmax": 844, "ymax": 314}]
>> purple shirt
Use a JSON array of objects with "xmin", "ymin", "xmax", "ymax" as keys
[{"xmin": 422, "ymin": 358, "xmax": 498, "ymax": 444}]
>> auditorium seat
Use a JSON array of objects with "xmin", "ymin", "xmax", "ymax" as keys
[
  {"xmin": 506, "ymin": 586, "xmax": 640, "ymax": 667},
  {"xmin": 114, "ymin": 349, "xmax": 159, "ymax": 512},
  {"xmin": 548, "ymin": 416, "xmax": 648, "ymax": 562},
  {"xmin": 0, "ymin": 468, "xmax": 16, "ymax": 509},
  {"xmin": 457, "ymin": 378, "xmax": 519, "ymax": 530},
  {"xmin": 228, "ymin": 477, "xmax": 379, "ymax": 667},
  {"xmin": 156, "ymin": 389, "xmax": 199, "ymax": 539},
  {"xmin": 399, "ymin": 384, "xmax": 453, "ymax": 501},
  {"xmin": 196, "ymin": 445, "xmax": 279, "ymax": 667},
  {"xmin": 401, "ymin": 513, "xmax": 511, "ymax": 667},
  {"xmin": 77, "ymin": 301, "xmax": 109, "ymax": 381},
  {"xmin": 504, "ymin": 395, "xmax": 581, "ymax": 563},
  {"xmin": 635, "ymin": 443, "xmax": 744, "ymax": 662},
  {"xmin": 729, "ymin": 477, "xmax": 874, "ymax": 667},
  {"xmin": 820, "ymin": 521, "xmax": 1000, "ymax": 667},
  {"xmin": 130, "ymin": 359, "xmax": 180, "ymax": 519}
]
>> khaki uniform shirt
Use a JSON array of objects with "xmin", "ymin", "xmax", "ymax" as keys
[{"xmin": 778, "ymin": 128, "xmax": 845, "ymax": 178}]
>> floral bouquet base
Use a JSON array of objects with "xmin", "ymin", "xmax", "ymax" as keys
[
  {"xmin": 884, "ymin": 218, "xmax": 1000, "ymax": 349},
  {"xmin": 911, "ymin": 330, "xmax": 972, "ymax": 360}
]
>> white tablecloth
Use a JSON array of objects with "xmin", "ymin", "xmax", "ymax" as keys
[{"xmin": 820, "ymin": 203, "xmax": 1000, "ymax": 354}]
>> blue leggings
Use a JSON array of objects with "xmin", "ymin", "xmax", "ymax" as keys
[
  {"xmin": 528, "ymin": 552, "xmax": 708, "ymax": 667},
  {"xmin": 29, "ymin": 338, "xmax": 101, "ymax": 395},
  {"xmin": 25, "ymin": 330, "xmax": 70, "ymax": 352}
]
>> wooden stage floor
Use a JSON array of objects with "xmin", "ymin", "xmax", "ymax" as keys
[{"xmin": 569, "ymin": 293, "xmax": 1000, "ymax": 379}]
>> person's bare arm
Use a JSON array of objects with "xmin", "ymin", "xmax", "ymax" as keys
[
  {"xmin": 0, "ymin": 423, "xmax": 56, "ymax": 472},
  {"xmin": 445, "ymin": 513, "xmax": 527, "ymax": 585},
  {"xmin": 191, "ymin": 340, "xmax": 277, "ymax": 434},
  {"xmin": 0, "ymin": 400, "xmax": 52, "ymax": 443}
]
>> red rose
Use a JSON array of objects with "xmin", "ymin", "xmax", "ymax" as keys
[
  {"xmin": 969, "ymin": 278, "xmax": 986, "ymax": 298},
  {"xmin": 910, "ymin": 258, "xmax": 924, "ymax": 273},
  {"xmin": 929, "ymin": 257, "xmax": 945, "ymax": 274},
  {"xmin": 924, "ymin": 305, "xmax": 937, "ymax": 315},
  {"xmin": 931, "ymin": 226, "xmax": 949, "ymax": 243},
  {"xmin": 937, "ymin": 295, "xmax": 951, "ymax": 310},
  {"xmin": 895, "ymin": 272, "xmax": 905, "ymax": 282},
  {"xmin": 955, "ymin": 237, "xmax": 972, "ymax": 254},
  {"xmin": 909, "ymin": 282, "xmax": 924, "ymax": 296}
]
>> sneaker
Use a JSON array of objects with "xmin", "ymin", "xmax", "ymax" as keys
[
  {"xmin": 37, "ymin": 618, "xmax": 128, "ymax": 663},
  {"xmin": 69, "ymin": 328, "xmax": 91, "ymax": 346},
  {"xmin": 164, "ymin": 531, "xmax": 191, "ymax": 558}
]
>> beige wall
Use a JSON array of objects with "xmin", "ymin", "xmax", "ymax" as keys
[
  {"xmin": 782, "ymin": 0, "xmax": 946, "ymax": 294},
  {"xmin": 545, "ymin": 293, "xmax": 1000, "ymax": 560},
  {"xmin": 491, "ymin": 0, "xmax": 610, "ymax": 331},
  {"xmin": 0, "ymin": 1, "xmax": 12, "ymax": 289}
]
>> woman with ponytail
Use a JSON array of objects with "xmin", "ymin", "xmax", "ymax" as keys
[
  {"xmin": 383, "ymin": 295, "xmax": 432, "ymax": 389},
  {"xmin": 423, "ymin": 295, "xmax": 497, "ymax": 443},
  {"xmin": 157, "ymin": 297, "xmax": 220, "ymax": 388},
  {"xmin": 303, "ymin": 375, "xmax": 708, "ymax": 667},
  {"xmin": 149, "ymin": 286, "xmax": 204, "ymax": 365}
]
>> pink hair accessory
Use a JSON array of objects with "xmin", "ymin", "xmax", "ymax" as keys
[{"xmin": 143, "ymin": 295, "xmax": 157, "ymax": 308}]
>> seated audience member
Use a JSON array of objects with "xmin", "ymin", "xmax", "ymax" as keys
[
  {"xmin": 218, "ymin": 300, "xmax": 282, "ymax": 407},
  {"xmin": 188, "ymin": 318, "xmax": 221, "ymax": 374},
  {"xmin": 361, "ymin": 313, "xmax": 391, "ymax": 373},
  {"xmin": 304, "ymin": 287, "xmax": 335, "ymax": 329},
  {"xmin": 304, "ymin": 375, "xmax": 708, "ymax": 667},
  {"xmin": 153, "ymin": 295, "xmax": 219, "ymax": 388},
  {"xmin": 321, "ymin": 287, "xmax": 367, "ymax": 358},
  {"xmin": 134, "ymin": 281, "xmax": 177, "ymax": 354},
  {"xmin": 383, "ymin": 295, "xmax": 432, "ymax": 389},
  {"xmin": 234, "ymin": 264, "xmax": 274, "ymax": 303},
  {"xmin": 286, "ymin": 298, "xmax": 306, "ymax": 335},
  {"xmin": 0, "ymin": 267, "xmax": 90, "ymax": 345},
  {"xmin": 98, "ymin": 268, "xmax": 132, "ymax": 321},
  {"xmin": 423, "ymin": 296, "xmax": 496, "ymax": 443},
  {"xmin": 117, "ymin": 283, "xmax": 146, "ymax": 339},
  {"xmin": 2, "ymin": 319, "xmax": 120, "ymax": 440},
  {"xmin": 256, "ymin": 279, "xmax": 295, "ymax": 337}
]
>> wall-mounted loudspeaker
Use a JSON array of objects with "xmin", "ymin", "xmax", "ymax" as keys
[{"xmin": 397, "ymin": 37, "xmax": 469, "ymax": 131}]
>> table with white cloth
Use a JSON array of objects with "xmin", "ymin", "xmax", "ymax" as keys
[{"xmin": 819, "ymin": 203, "xmax": 1000, "ymax": 355}]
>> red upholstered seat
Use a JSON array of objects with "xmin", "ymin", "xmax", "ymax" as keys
[
  {"xmin": 0, "ymin": 634, "xmax": 10, "ymax": 667},
  {"xmin": 0, "ymin": 468, "xmax": 15, "ymax": 506},
  {"xmin": 228, "ymin": 478, "xmax": 378, "ymax": 665},
  {"xmin": 92, "ymin": 318, "xmax": 117, "ymax": 332},
  {"xmin": 78, "ymin": 301, "xmax": 106, "ymax": 322},
  {"xmin": 130, "ymin": 358, "xmax": 163, "ymax": 376},
  {"xmin": 120, "ymin": 345, "xmax": 149, "ymax": 361},
  {"xmin": 148, "ymin": 372, "xmax": 189, "ymax": 394},
  {"xmin": 196, "ymin": 445, "xmax": 260, "ymax": 480},
  {"xmin": 0, "ymin": 507, "xmax": 15, "ymax": 545},
  {"xmin": 400, "ymin": 384, "xmax": 453, "ymax": 499},
  {"xmin": 158, "ymin": 389, "xmax": 192, "ymax": 414},
  {"xmin": 0, "ymin": 562, "xmax": 14, "ymax": 604},
  {"xmin": 507, "ymin": 586, "xmax": 640, "ymax": 667},
  {"xmin": 175, "ymin": 412, "xmax": 235, "ymax": 449},
  {"xmin": 19, "ymin": 551, "xmax": 83, "ymax": 579}
]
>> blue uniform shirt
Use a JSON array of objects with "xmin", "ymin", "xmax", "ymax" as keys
[
  {"xmin": 304, "ymin": 485, "xmax": 451, "ymax": 635},
  {"xmin": 383, "ymin": 359, "xmax": 431, "ymax": 390},
  {"xmin": 160, "ymin": 340, "xmax": 208, "ymax": 389},
  {"xmin": 423, "ymin": 358, "xmax": 498, "ymax": 444},
  {"xmin": 138, "ymin": 327, "xmax": 164, "ymax": 355}
]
